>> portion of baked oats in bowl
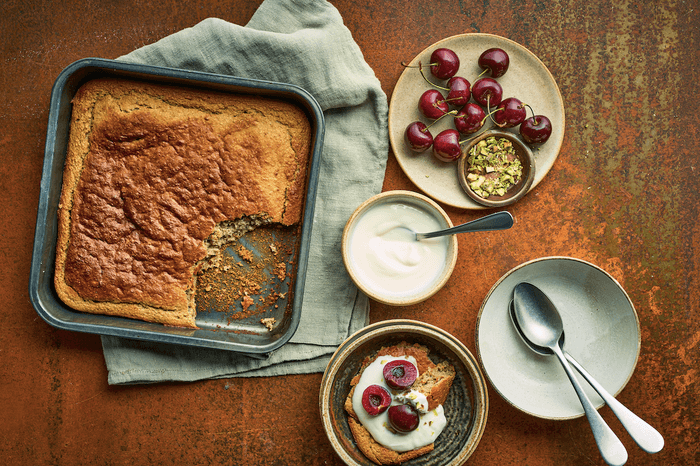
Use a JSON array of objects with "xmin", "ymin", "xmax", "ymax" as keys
[{"xmin": 320, "ymin": 320, "xmax": 488, "ymax": 466}]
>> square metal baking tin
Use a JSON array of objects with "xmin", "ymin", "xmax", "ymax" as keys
[{"xmin": 29, "ymin": 58, "xmax": 324, "ymax": 355}]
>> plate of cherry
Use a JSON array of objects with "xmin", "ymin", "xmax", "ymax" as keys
[{"xmin": 389, "ymin": 33, "xmax": 565, "ymax": 209}]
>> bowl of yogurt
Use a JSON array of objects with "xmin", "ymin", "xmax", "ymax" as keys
[{"xmin": 342, "ymin": 191, "xmax": 458, "ymax": 306}]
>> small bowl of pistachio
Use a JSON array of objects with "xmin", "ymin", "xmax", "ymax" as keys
[{"xmin": 457, "ymin": 130, "xmax": 536, "ymax": 207}]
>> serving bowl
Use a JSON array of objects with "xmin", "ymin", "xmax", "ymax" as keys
[
  {"xmin": 457, "ymin": 130, "xmax": 535, "ymax": 208},
  {"xmin": 320, "ymin": 319, "xmax": 488, "ymax": 466},
  {"xmin": 341, "ymin": 191, "xmax": 458, "ymax": 306},
  {"xmin": 476, "ymin": 256, "xmax": 641, "ymax": 419}
]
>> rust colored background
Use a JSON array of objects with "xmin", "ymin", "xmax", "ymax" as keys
[{"xmin": 2, "ymin": 0, "xmax": 698, "ymax": 464}]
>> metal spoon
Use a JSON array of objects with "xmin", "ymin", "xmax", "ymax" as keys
[
  {"xmin": 511, "ymin": 282, "xmax": 628, "ymax": 466},
  {"xmin": 509, "ymin": 291, "xmax": 664, "ymax": 455},
  {"xmin": 411, "ymin": 211, "xmax": 513, "ymax": 240}
]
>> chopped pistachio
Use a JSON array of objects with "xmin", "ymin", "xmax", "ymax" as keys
[{"xmin": 464, "ymin": 136, "xmax": 523, "ymax": 199}]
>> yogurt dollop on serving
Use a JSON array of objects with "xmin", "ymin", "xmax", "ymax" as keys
[
  {"xmin": 348, "ymin": 202, "xmax": 449, "ymax": 299},
  {"xmin": 351, "ymin": 355, "xmax": 448, "ymax": 452}
]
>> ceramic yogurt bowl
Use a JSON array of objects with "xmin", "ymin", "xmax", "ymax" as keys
[
  {"xmin": 320, "ymin": 319, "xmax": 489, "ymax": 466},
  {"xmin": 341, "ymin": 191, "xmax": 458, "ymax": 306}
]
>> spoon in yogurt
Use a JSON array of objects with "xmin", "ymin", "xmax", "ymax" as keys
[{"xmin": 410, "ymin": 211, "xmax": 513, "ymax": 240}]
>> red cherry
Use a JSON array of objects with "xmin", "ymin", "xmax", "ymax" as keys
[
  {"xmin": 416, "ymin": 64, "xmax": 469, "ymax": 108},
  {"xmin": 405, "ymin": 121, "xmax": 434, "ymax": 152},
  {"xmin": 429, "ymin": 48, "xmax": 460, "ymax": 80},
  {"xmin": 361, "ymin": 385, "xmax": 392, "ymax": 416},
  {"xmin": 387, "ymin": 405, "xmax": 420, "ymax": 432},
  {"xmin": 493, "ymin": 97, "xmax": 527, "ymax": 128},
  {"xmin": 520, "ymin": 115, "xmax": 552, "ymax": 144},
  {"xmin": 454, "ymin": 103, "xmax": 487, "ymax": 134},
  {"xmin": 445, "ymin": 76, "xmax": 471, "ymax": 107},
  {"xmin": 472, "ymin": 78, "xmax": 503, "ymax": 108},
  {"xmin": 418, "ymin": 89, "xmax": 449, "ymax": 120},
  {"xmin": 382, "ymin": 360, "xmax": 418, "ymax": 390},
  {"xmin": 432, "ymin": 129, "xmax": 462, "ymax": 162},
  {"xmin": 478, "ymin": 48, "xmax": 510, "ymax": 78}
]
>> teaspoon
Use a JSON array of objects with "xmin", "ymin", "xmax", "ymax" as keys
[
  {"xmin": 410, "ymin": 211, "xmax": 513, "ymax": 240},
  {"xmin": 509, "ymin": 288, "xmax": 664, "ymax": 454},
  {"xmin": 511, "ymin": 282, "xmax": 628, "ymax": 466}
]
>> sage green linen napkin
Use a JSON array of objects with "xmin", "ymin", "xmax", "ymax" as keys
[{"xmin": 100, "ymin": 0, "xmax": 388, "ymax": 384}]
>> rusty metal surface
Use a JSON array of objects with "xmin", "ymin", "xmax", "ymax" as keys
[{"xmin": 1, "ymin": 0, "xmax": 698, "ymax": 464}]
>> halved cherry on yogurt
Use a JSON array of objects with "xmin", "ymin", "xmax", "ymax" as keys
[
  {"xmin": 387, "ymin": 404, "xmax": 420, "ymax": 432},
  {"xmin": 361, "ymin": 385, "xmax": 392, "ymax": 416},
  {"xmin": 382, "ymin": 359, "xmax": 418, "ymax": 390}
]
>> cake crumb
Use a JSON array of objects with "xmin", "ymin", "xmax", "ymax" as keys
[
  {"xmin": 261, "ymin": 317, "xmax": 276, "ymax": 331},
  {"xmin": 274, "ymin": 263, "xmax": 287, "ymax": 281},
  {"xmin": 241, "ymin": 295, "xmax": 254, "ymax": 312},
  {"xmin": 238, "ymin": 246, "xmax": 254, "ymax": 263}
]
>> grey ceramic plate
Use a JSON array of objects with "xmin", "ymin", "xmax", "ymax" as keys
[
  {"xmin": 476, "ymin": 257, "xmax": 640, "ymax": 419},
  {"xmin": 320, "ymin": 319, "xmax": 488, "ymax": 466},
  {"xmin": 389, "ymin": 33, "xmax": 565, "ymax": 209}
]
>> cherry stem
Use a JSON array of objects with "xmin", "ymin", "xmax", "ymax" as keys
[
  {"xmin": 453, "ymin": 106, "xmax": 504, "ymax": 144},
  {"xmin": 524, "ymin": 104, "xmax": 539, "ymax": 124},
  {"xmin": 421, "ymin": 109, "xmax": 457, "ymax": 132},
  {"xmin": 486, "ymin": 95, "xmax": 498, "ymax": 125},
  {"xmin": 485, "ymin": 107, "xmax": 500, "ymax": 121},
  {"xmin": 458, "ymin": 127, "xmax": 490, "ymax": 146},
  {"xmin": 402, "ymin": 61, "xmax": 438, "ymax": 69},
  {"xmin": 418, "ymin": 62, "xmax": 449, "ymax": 91}
]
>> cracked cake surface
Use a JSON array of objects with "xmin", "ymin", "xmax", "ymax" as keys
[{"xmin": 54, "ymin": 77, "xmax": 311, "ymax": 328}]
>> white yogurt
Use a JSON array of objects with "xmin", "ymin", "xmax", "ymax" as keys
[
  {"xmin": 351, "ymin": 355, "xmax": 448, "ymax": 452},
  {"xmin": 348, "ymin": 202, "xmax": 449, "ymax": 299}
]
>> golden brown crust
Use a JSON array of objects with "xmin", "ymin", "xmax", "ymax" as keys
[
  {"xmin": 418, "ymin": 361, "xmax": 456, "ymax": 410},
  {"xmin": 54, "ymin": 78, "xmax": 311, "ymax": 328},
  {"xmin": 348, "ymin": 417, "xmax": 434, "ymax": 465},
  {"xmin": 345, "ymin": 342, "xmax": 455, "ymax": 465}
]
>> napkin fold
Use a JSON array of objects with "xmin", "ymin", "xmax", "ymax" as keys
[{"xmin": 101, "ymin": 0, "xmax": 388, "ymax": 384}]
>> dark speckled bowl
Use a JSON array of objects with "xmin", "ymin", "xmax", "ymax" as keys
[{"xmin": 319, "ymin": 320, "xmax": 488, "ymax": 466}]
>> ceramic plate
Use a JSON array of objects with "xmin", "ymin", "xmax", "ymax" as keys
[
  {"xmin": 389, "ymin": 34, "xmax": 565, "ymax": 209},
  {"xmin": 476, "ymin": 257, "xmax": 640, "ymax": 419}
]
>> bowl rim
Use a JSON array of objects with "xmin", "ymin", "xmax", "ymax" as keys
[
  {"xmin": 457, "ymin": 129, "xmax": 536, "ymax": 208},
  {"xmin": 319, "ymin": 319, "xmax": 489, "ymax": 466},
  {"xmin": 341, "ymin": 190, "xmax": 458, "ymax": 306}
]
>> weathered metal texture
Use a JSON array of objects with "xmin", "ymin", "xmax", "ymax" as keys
[{"xmin": 1, "ymin": 0, "xmax": 697, "ymax": 464}]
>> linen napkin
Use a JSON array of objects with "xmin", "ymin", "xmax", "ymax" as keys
[{"xmin": 101, "ymin": 0, "xmax": 388, "ymax": 384}]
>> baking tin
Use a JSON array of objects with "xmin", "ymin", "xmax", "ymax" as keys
[{"xmin": 28, "ymin": 58, "xmax": 324, "ymax": 355}]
